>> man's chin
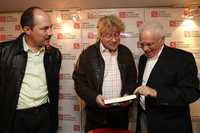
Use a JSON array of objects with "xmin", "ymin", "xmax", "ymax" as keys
[
  {"xmin": 44, "ymin": 43, "xmax": 50, "ymax": 46},
  {"xmin": 109, "ymin": 47, "xmax": 118, "ymax": 52},
  {"xmin": 145, "ymin": 53, "xmax": 153, "ymax": 58},
  {"xmin": 44, "ymin": 40, "xmax": 50, "ymax": 46}
]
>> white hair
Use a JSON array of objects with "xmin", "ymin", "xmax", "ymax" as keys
[{"xmin": 139, "ymin": 21, "xmax": 165, "ymax": 40}]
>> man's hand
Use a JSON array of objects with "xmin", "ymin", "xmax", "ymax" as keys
[
  {"xmin": 96, "ymin": 95, "xmax": 109, "ymax": 108},
  {"xmin": 134, "ymin": 85, "xmax": 157, "ymax": 97}
]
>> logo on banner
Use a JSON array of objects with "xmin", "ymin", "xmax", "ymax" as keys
[
  {"xmin": 119, "ymin": 12, "xmax": 126, "ymax": 18},
  {"xmin": 184, "ymin": 31, "xmax": 200, "ymax": 37},
  {"xmin": 151, "ymin": 10, "xmax": 171, "ymax": 17},
  {"xmin": 0, "ymin": 34, "xmax": 17, "ymax": 41},
  {"xmin": 118, "ymin": 11, "xmax": 140, "ymax": 18},
  {"xmin": 0, "ymin": 16, "xmax": 6, "ymax": 22},
  {"xmin": 0, "ymin": 16, "xmax": 18, "ymax": 22},
  {"xmin": 88, "ymin": 32, "xmax": 95, "ymax": 39},
  {"xmin": 73, "ymin": 42, "xmax": 80, "ymax": 49},
  {"xmin": 74, "ymin": 22, "xmax": 80, "ymax": 29},
  {"xmin": 57, "ymin": 33, "xmax": 64, "ymax": 39},
  {"xmin": 169, "ymin": 20, "xmax": 184, "ymax": 27},
  {"xmin": 137, "ymin": 21, "xmax": 143, "ymax": 27},
  {"xmin": 169, "ymin": 20, "xmax": 177, "ymax": 27},
  {"xmin": 59, "ymin": 93, "xmax": 64, "ymax": 100},
  {"xmin": 170, "ymin": 41, "xmax": 176, "ymax": 48},
  {"xmin": 0, "ymin": 34, "xmax": 6, "ymax": 41},
  {"xmin": 151, "ymin": 11, "xmax": 159, "ymax": 17},
  {"xmin": 15, "ymin": 24, "xmax": 21, "ymax": 31},
  {"xmin": 59, "ymin": 73, "xmax": 64, "ymax": 80},
  {"xmin": 59, "ymin": 113, "xmax": 64, "ymax": 120},
  {"xmin": 73, "ymin": 125, "xmax": 80, "ymax": 131},
  {"xmin": 74, "ymin": 104, "xmax": 80, "ymax": 112}
]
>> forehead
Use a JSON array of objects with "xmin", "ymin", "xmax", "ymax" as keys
[
  {"xmin": 102, "ymin": 26, "xmax": 119, "ymax": 34},
  {"xmin": 140, "ymin": 31, "xmax": 157, "ymax": 42},
  {"xmin": 33, "ymin": 9, "xmax": 51, "ymax": 26}
]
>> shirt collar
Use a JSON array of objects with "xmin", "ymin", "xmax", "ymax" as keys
[
  {"xmin": 148, "ymin": 44, "xmax": 164, "ymax": 61},
  {"xmin": 23, "ymin": 36, "xmax": 29, "ymax": 52},
  {"xmin": 100, "ymin": 42, "xmax": 118, "ymax": 55}
]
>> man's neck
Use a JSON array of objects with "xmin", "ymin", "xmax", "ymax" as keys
[{"xmin": 25, "ymin": 36, "xmax": 42, "ymax": 53}]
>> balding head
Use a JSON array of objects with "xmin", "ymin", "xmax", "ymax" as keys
[{"xmin": 20, "ymin": 6, "xmax": 45, "ymax": 29}]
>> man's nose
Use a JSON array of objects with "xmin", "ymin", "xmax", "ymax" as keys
[
  {"xmin": 142, "ymin": 45, "xmax": 150, "ymax": 51},
  {"xmin": 47, "ymin": 28, "xmax": 53, "ymax": 36},
  {"xmin": 111, "ymin": 37, "xmax": 117, "ymax": 42}
]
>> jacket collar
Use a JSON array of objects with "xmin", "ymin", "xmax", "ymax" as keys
[
  {"xmin": 13, "ymin": 33, "xmax": 26, "ymax": 55},
  {"xmin": 138, "ymin": 44, "xmax": 168, "ymax": 84}
]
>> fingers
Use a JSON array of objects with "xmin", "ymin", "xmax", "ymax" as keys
[
  {"xmin": 96, "ymin": 95, "xmax": 109, "ymax": 108},
  {"xmin": 96, "ymin": 95, "xmax": 104, "ymax": 106},
  {"xmin": 134, "ymin": 85, "xmax": 157, "ymax": 97},
  {"xmin": 134, "ymin": 86, "xmax": 146, "ymax": 95}
]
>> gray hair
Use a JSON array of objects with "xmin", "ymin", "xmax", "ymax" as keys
[{"xmin": 139, "ymin": 21, "xmax": 165, "ymax": 40}]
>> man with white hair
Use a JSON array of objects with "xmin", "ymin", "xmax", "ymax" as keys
[{"xmin": 134, "ymin": 21, "xmax": 200, "ymax": 133}]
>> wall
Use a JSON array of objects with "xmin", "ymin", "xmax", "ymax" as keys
[{"xmin": 0, "ymin": 8, "xmax": 200, "ymax": 133}]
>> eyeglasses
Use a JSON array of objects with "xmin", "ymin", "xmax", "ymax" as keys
[{"xmin": 102, "ymin": 32, "xmax": 120, "ymax": 40}]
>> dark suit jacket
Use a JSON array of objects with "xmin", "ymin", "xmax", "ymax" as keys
[
  {"xmin": 0, "ymin": 33, "xmax": 62, "ymax": 133},
  {"xmin": 137, "ymin": 45, "xmax": 200, "ymax": 133}
]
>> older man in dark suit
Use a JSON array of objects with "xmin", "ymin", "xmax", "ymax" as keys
[{"xmin": 134, "ymin": 21, "xmax": 200, "ymax": 133}]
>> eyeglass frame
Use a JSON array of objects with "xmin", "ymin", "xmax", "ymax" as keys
[{"xmin": 101, "ymin": 32, "xmax": 121, "ymax": 40}]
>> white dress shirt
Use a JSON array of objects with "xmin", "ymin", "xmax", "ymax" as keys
[{"xmin": 140, "ymin": 45, "xmax": 164, "ymax": 110}]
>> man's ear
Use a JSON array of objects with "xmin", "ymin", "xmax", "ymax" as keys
[{"xmin": 23, "ymin": 26, "xmax": 31, "ymax": 35}]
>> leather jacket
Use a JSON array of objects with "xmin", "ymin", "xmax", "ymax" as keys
[
  {"xmin": 0, "ymin": 33, "xmax": 61, "ymax": 133},
  {"xmin": 73, "ymin": 41, "xmax": 137, "ymax": 108}
]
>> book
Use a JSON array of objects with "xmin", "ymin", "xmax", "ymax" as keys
[{"xmin": 104, "ymin": 94, "xmax": 137, "ymax": 104}]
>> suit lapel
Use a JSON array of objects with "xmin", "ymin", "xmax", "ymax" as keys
[
  {"xmin": 138, "ymin": 55, "xmax": 147, "ymax": 85},
  {"xmin": 146, "ymin": 45, "xmax": 168, "ymax": 86}
]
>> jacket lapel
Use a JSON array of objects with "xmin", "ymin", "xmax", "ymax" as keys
[
  {"xmin": 138, "ymin": 55, "xmax": 147, "ymax": 85},
  {"xmin": 93, "ymin": 42, "xmax": 105, "ymax": 93},
  {"xmin": 146, "ymin": 45, "xmax": 168, "ymax": 86}
]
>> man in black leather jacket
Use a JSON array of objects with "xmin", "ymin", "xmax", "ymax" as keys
[
  {"xmin": 73, "ymin": 15, "xmax": 137, "ymax": 132},
  {"xmin": 0, "ymin": 7, "xmax": 61, "ymax": 133}
]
